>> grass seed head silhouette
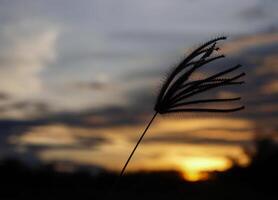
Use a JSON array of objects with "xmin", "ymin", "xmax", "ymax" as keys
[
  {"xmin": 155, "ymin": 36, "xmax": 244, "ymax": 114},
  {"xmin": 116, "ymin": 37, "xmax": 245, "ymax": 187}
]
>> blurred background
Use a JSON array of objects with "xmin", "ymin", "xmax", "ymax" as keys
[{"xmin": 0, "ymin": 0, "xmax": 277, "ymax": 199}]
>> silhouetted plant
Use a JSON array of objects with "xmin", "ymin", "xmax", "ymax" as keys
[{"xmin": 119, "ymin": 36, "xmax": 245, "ymax": 181}]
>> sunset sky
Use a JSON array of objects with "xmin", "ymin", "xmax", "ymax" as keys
[{"xmin": 0, "ymin": 0, "xmax": 277, "ymax": 181}]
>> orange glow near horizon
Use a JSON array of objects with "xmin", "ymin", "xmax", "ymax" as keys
[
  {"xmin": 11, "ymin": 117, "xmax": 253, "ymax": 182},
  {"xmin": 178, "ymin": 157, "xmax": 232, "ymax": 181}
]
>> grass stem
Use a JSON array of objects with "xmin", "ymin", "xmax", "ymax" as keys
[{"xmin": 119, "ymin": 111, "xmax": 158, "ymax": 177}]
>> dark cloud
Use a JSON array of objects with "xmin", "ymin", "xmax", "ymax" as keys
[
  {"xmin": 0, "ymin": 104, "xmax": 144, "ymax": 145},
  {"xmin": 240, "ymin": 0, "xmax": 278, "ymax": 21},
  {"xmin": 0, "ymin": 119, "xmax": 38, "ymax": 159},
  {"xmin": 13, "ymin": 102, "xmax": 49, "ymax": 112},
  {"xmin": 240, "ymin": 5, "xmax": 267, "ymax": 19},
  {"xmin": 0, "ymin": 92, "xmax": 9, "ymax": 101},
  {"xmin": 73, "ymin": 81, "xmax": 110, "ymax": 91},
  {"xmin": 0, "ymin": 101, "xmax": 50, "ymax": 115}
]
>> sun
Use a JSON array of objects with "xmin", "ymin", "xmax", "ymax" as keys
[{"xmin": 178, "ymin": 157, "xmax": 232, "ymax": 182}]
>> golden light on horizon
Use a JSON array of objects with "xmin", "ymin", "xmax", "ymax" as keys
[
  {"xmin": 177, "ymin": 156, "xmax": 232, "ymax": 182},
  {"xmin": 10, "ymin": 117, "xmax": 253, "ymax": 182}
]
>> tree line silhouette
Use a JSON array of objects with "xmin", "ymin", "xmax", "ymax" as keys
[{"xmin": 0, "ymin": 138, "xmax": 277, "ymax": 200}]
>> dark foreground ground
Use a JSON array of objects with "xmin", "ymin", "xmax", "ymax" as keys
[{"xmin": 1, "ymin": 139, "xmax": 278, "ymax": 200}]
